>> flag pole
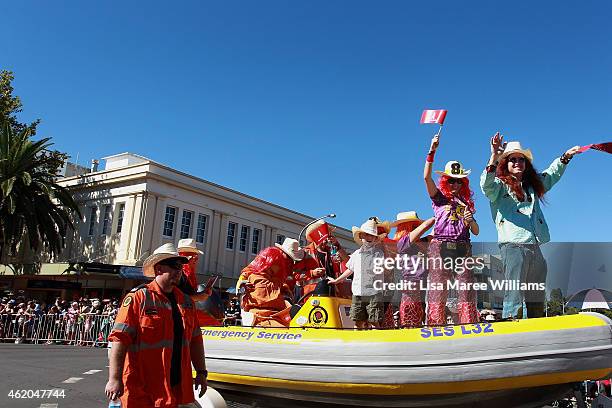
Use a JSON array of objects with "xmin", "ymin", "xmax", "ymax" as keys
[{"xmin": 436, "ymin": 124, "xmax": 443, "ymax": 138}]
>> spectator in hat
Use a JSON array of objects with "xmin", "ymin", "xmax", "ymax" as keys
[
  {"xmin": 240, "ymin": 238, "xmax": 304, "ymax": 327},
  {"xmin": 391, "ymin": 211, "xmax": 435, "ymax": 328},
  {"xmin": 65, "ymin": 301, "xmax": 80, "ymax": 344},
  {"xmin": 424, "ymin": 134, "xmax": 480, "ymax": 326},
  {"xmin": 329, "ymin": 219, "xmax": 387, "ymax": 329},
  {"xmin": 481, "ymin": 133, "xmax": 583, "ymax": 319},
  {"xmin": 293, "ymin": 220, "xmax": 350, "ymax": 302},
  {"xmin": 177, "ymin": 238, "xmax": 212, "ymax": 302},
  {"xmin": 105, "ymin": 243, "xmax": 207, "ymax": 407}
]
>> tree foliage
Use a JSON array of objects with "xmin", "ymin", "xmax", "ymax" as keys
[
  {"xmin": 0, "ymin": 70, "xmax": 79, "ymax": 260},
  {"xmin": 0, "ymin": 70, "xmax": 40, "ymax": 135}
]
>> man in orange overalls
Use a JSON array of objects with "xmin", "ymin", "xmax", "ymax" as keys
[
  {"xmin": 105, "ymin": 243, "xmax": 207, "ymax": 407},
  {"xmin": 240, "ymin": 238, "xmax": 304, "ymax": 326}
]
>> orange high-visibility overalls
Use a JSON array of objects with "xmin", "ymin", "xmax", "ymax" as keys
[{"xmin": 109, "ymin": 280, "xmax": 203, "ymax": 407}]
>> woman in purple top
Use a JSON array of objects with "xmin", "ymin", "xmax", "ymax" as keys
[
  {"xmin": 424, "ymin": 134, "xmax": 480, "ymax": 326},
  {"xmin": 392, "ymin": 212, "xmax": 435, "ymax": 328}
]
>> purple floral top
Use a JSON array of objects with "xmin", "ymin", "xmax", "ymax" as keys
[
  {"xmin": 396, "ymin": 235, "xmax": 427, "ymax": 281},
  {"xmin": 431, "ymin": 190, "xmax": 470, "ymax": 242}
]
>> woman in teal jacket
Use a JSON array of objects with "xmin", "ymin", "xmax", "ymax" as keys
[{"xmin": 480, "ymin": 133, "xmax": 582, "ymax": 319}]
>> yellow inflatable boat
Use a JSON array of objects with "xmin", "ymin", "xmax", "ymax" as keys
[{"xmin": 201, "ymin": 296, "xmax": 612, "ymax": 407}]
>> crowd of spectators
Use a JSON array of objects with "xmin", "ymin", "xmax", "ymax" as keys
[{"xmin": 0, "ymin": 291, "xmax": 121, "ymax": 345}]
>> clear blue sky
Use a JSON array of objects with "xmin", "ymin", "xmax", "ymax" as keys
[{"xmin": 3, "ymin": 1, "xmax": 611, "ymax": 241}]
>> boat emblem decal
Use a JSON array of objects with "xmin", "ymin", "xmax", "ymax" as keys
[{"xmin": 309, "ymin": 306, "xmax": 328, "ymax": 326}]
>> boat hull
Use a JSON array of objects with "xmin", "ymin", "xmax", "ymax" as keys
[
  {"xmin": 209, "ymin": 381, "xmax": 575, "ymax": 408},
  {"xmin": 202, "ymin": 312, "xmax": 612, "ymax": 406}
]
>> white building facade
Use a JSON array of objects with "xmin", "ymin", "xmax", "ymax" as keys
[{"xmin": 57, "ymin": 153, "xmax": 356, "ymax": 288}]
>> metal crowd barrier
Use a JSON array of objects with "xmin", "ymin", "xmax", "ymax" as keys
[{"xmin": 0, "ymin": 313, "xmax": 116, "ymax": 346}]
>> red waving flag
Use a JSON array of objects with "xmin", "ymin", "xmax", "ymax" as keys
[
  {"xmin": 578, "ymin": 142, "xmax": 612, "ymax": 154},
  {"xmin": 420, "ymin": 109, "xmax": 447, "ymax": 125}
]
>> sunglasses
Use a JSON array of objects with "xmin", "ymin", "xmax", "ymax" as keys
[
  {"xmin": 508, "ymin": 157, "xmax": 526, "ymax": 164},
  {"xmin": 447, "ymin": 178, "xmax": 463, "ymax": 185}
]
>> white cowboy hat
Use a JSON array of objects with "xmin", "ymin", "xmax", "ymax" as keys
[
  {"xmin": 390, "ymin": 211, "xmax": 425, "ymax": 227},
  {"xmin": 435, "ymin": 160, "xmax": 471, "ymax": 178},
  {"xmin": 177, "ymin": 238, "xmax": 204, "ymax": 254},
  {"xmin": 368, "ymin": 216, "xmax": 392, "ymax": 235},
  {"xmin": 143, "ymin": 243, "xmax": 189, "ymax": 277},
  {"xmin": 275, "ymin": 238, "xmax": 304, "ymax": 261},
  {"xmin": 499, "ymin": 141, "xmax": 534, "ymax": 163},
  {"xmin": 351, "ymin": 219, "xmax": 387, "ymax": 246}
]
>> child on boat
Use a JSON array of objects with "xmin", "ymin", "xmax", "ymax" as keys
[
  {"xmin": 329, "ymin": 218, "xmax": 387, "ymax": 329},
  {"xmin": 391, "ymin": 211, "xmax": 435, "ymax": 328}
]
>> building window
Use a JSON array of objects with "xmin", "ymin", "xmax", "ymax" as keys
[
  {"xmin": 251, "ymin": 228, "xmax": 262, "ymax": 255},
  {"xmin": 239, "ymin": 225, "xmax": 250, "ymax": 252},
  {"xmin": 180, "ymin": 210, "xmax": 193, "ymax": 239},
  {"xmin": 195, "ymin": 214, "xmax": 207, "ymax": 244},
  {"xmin": 101, "ymin": 205, "xmax": 112, "ymax": 235},
  {"xmin": 276, "ymin": 234, "xmax": 286, "ymax": 245},
  {"xmin": 226, "ymin": 222, "xmax": 237, "ymax": 250},
  {"xmin": 163, "ymin": 206, "xmax": 176, "ymax": 237},
  {"xmin": 88, "ymin": 206, "xmax": 97, "ymax": 236},
  {"xmin": 116, "ymin": 203, "xmax": 126, "ymax": 234}
]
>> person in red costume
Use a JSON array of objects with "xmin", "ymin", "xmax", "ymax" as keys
[
  {"xmin": 240, "ymin": 238, "xmax": 304, "ymax": 327},
  {"xmin": 293, "ymin": 221, "xmax": 351, "ymax": 301},
  {"xmin": 177, "ymin": 238, "xmax": 211, "ymax": 302}
]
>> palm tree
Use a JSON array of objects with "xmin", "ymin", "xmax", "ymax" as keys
[{"xmin": 0, "ymin": 123, "xmax": 80, "ymax": 261}]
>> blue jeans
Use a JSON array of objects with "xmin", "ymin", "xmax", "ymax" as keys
[{"xmin": 500, "ymin": 243, "xmax": 548, "ymax": 318}]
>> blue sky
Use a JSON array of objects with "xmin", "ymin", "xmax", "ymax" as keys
[{"xmin": 3, "ymin": 1, "xmax": 611, "ymax": 241}]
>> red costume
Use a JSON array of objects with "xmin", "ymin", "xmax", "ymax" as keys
[
  {"xmin": 293, "ymin": 221, "xmax": 351, "ymax": 301},
  {"xmin": 294, "ymin": 244, "xmax": 351, "ymax": 300},
  {"xmin": 178, "ymin": 252, "xmax": 199, "ymax": 290},
  {"xmin": 240, "ymin": 246, "xmax": 294, "ymax": 314}
]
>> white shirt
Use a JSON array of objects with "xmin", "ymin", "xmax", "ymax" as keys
[{"xmin": 346, "ymin": 244, "xmax": 385, "ymax": 296}]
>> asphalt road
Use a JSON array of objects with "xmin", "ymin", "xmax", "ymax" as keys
[
  {"xmin": 0, "ymin": 343, "xmax": 567, "ymax": 408},
  {"xmin": 0, "ymin": 344, "xmax": 256, "ymax": 408},
  {"xmin": 0, "ymin": 343, "xmax": 109, "ymax": 408}
]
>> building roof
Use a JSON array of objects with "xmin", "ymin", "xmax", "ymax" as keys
[{"xmin": 58, "ymin": 152, "xmax": 352, "ymax": 236}]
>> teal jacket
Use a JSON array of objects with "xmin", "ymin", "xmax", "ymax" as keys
[{"xmin": 480, "ymin": 158, "xmax": 567, "ymax": 244}]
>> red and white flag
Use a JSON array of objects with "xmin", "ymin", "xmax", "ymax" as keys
[
  {"xmin": 420, "ymin": 109, "xmax": 447, "ymax": 125},
  {"xmin": 577, "ymin": 142, "xmax": 612, "ymax": 154}
]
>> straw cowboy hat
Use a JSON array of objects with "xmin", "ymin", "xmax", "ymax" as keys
[
  {"xmin": 275, "ymin": 238, "xmax": 304, "ymax": 261},
  {"xmin": 435, "ymin": 160, "xmax": 471, "ymax": 178},
  {"xmin": 351, "ymin": 218, "xmax": 387, "ymax": 246},
  {"xmin": 177, "ymin": 238, "xmax": 204, "ymax": 254},
  {"xmin": 143, "ymin": 243, "xmax": 189, "ymax": 278},
  {"xmin": 390, "ymin": 211, "xmax": 425, "ymax": 227},
  {"xmin": 499, "ymin": 141, "xmax": 534, "ymax": 163}
]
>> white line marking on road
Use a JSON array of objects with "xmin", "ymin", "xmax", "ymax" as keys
[
  {"xmin": 62, "ymin": 377, "xmax": 84, "ymax": 383},
  {"xmin": 83, "ymin": 369, "xmax": 102, "ymax": 375},
  {"xmin": 39, "ymin": 404, "xmax": 58, "ymax": 408}
]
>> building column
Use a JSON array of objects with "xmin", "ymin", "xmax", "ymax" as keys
[
  {"xmin": 149, "ymin": 196, "xmax": 167, "ymax": 257},
  {"xmin": 206, "ymin": 211, "xmax": 224, "ymax": 275},
  {"xmin": 124, "ymin": 193, "xmax": 146, "ymax": 264}
]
